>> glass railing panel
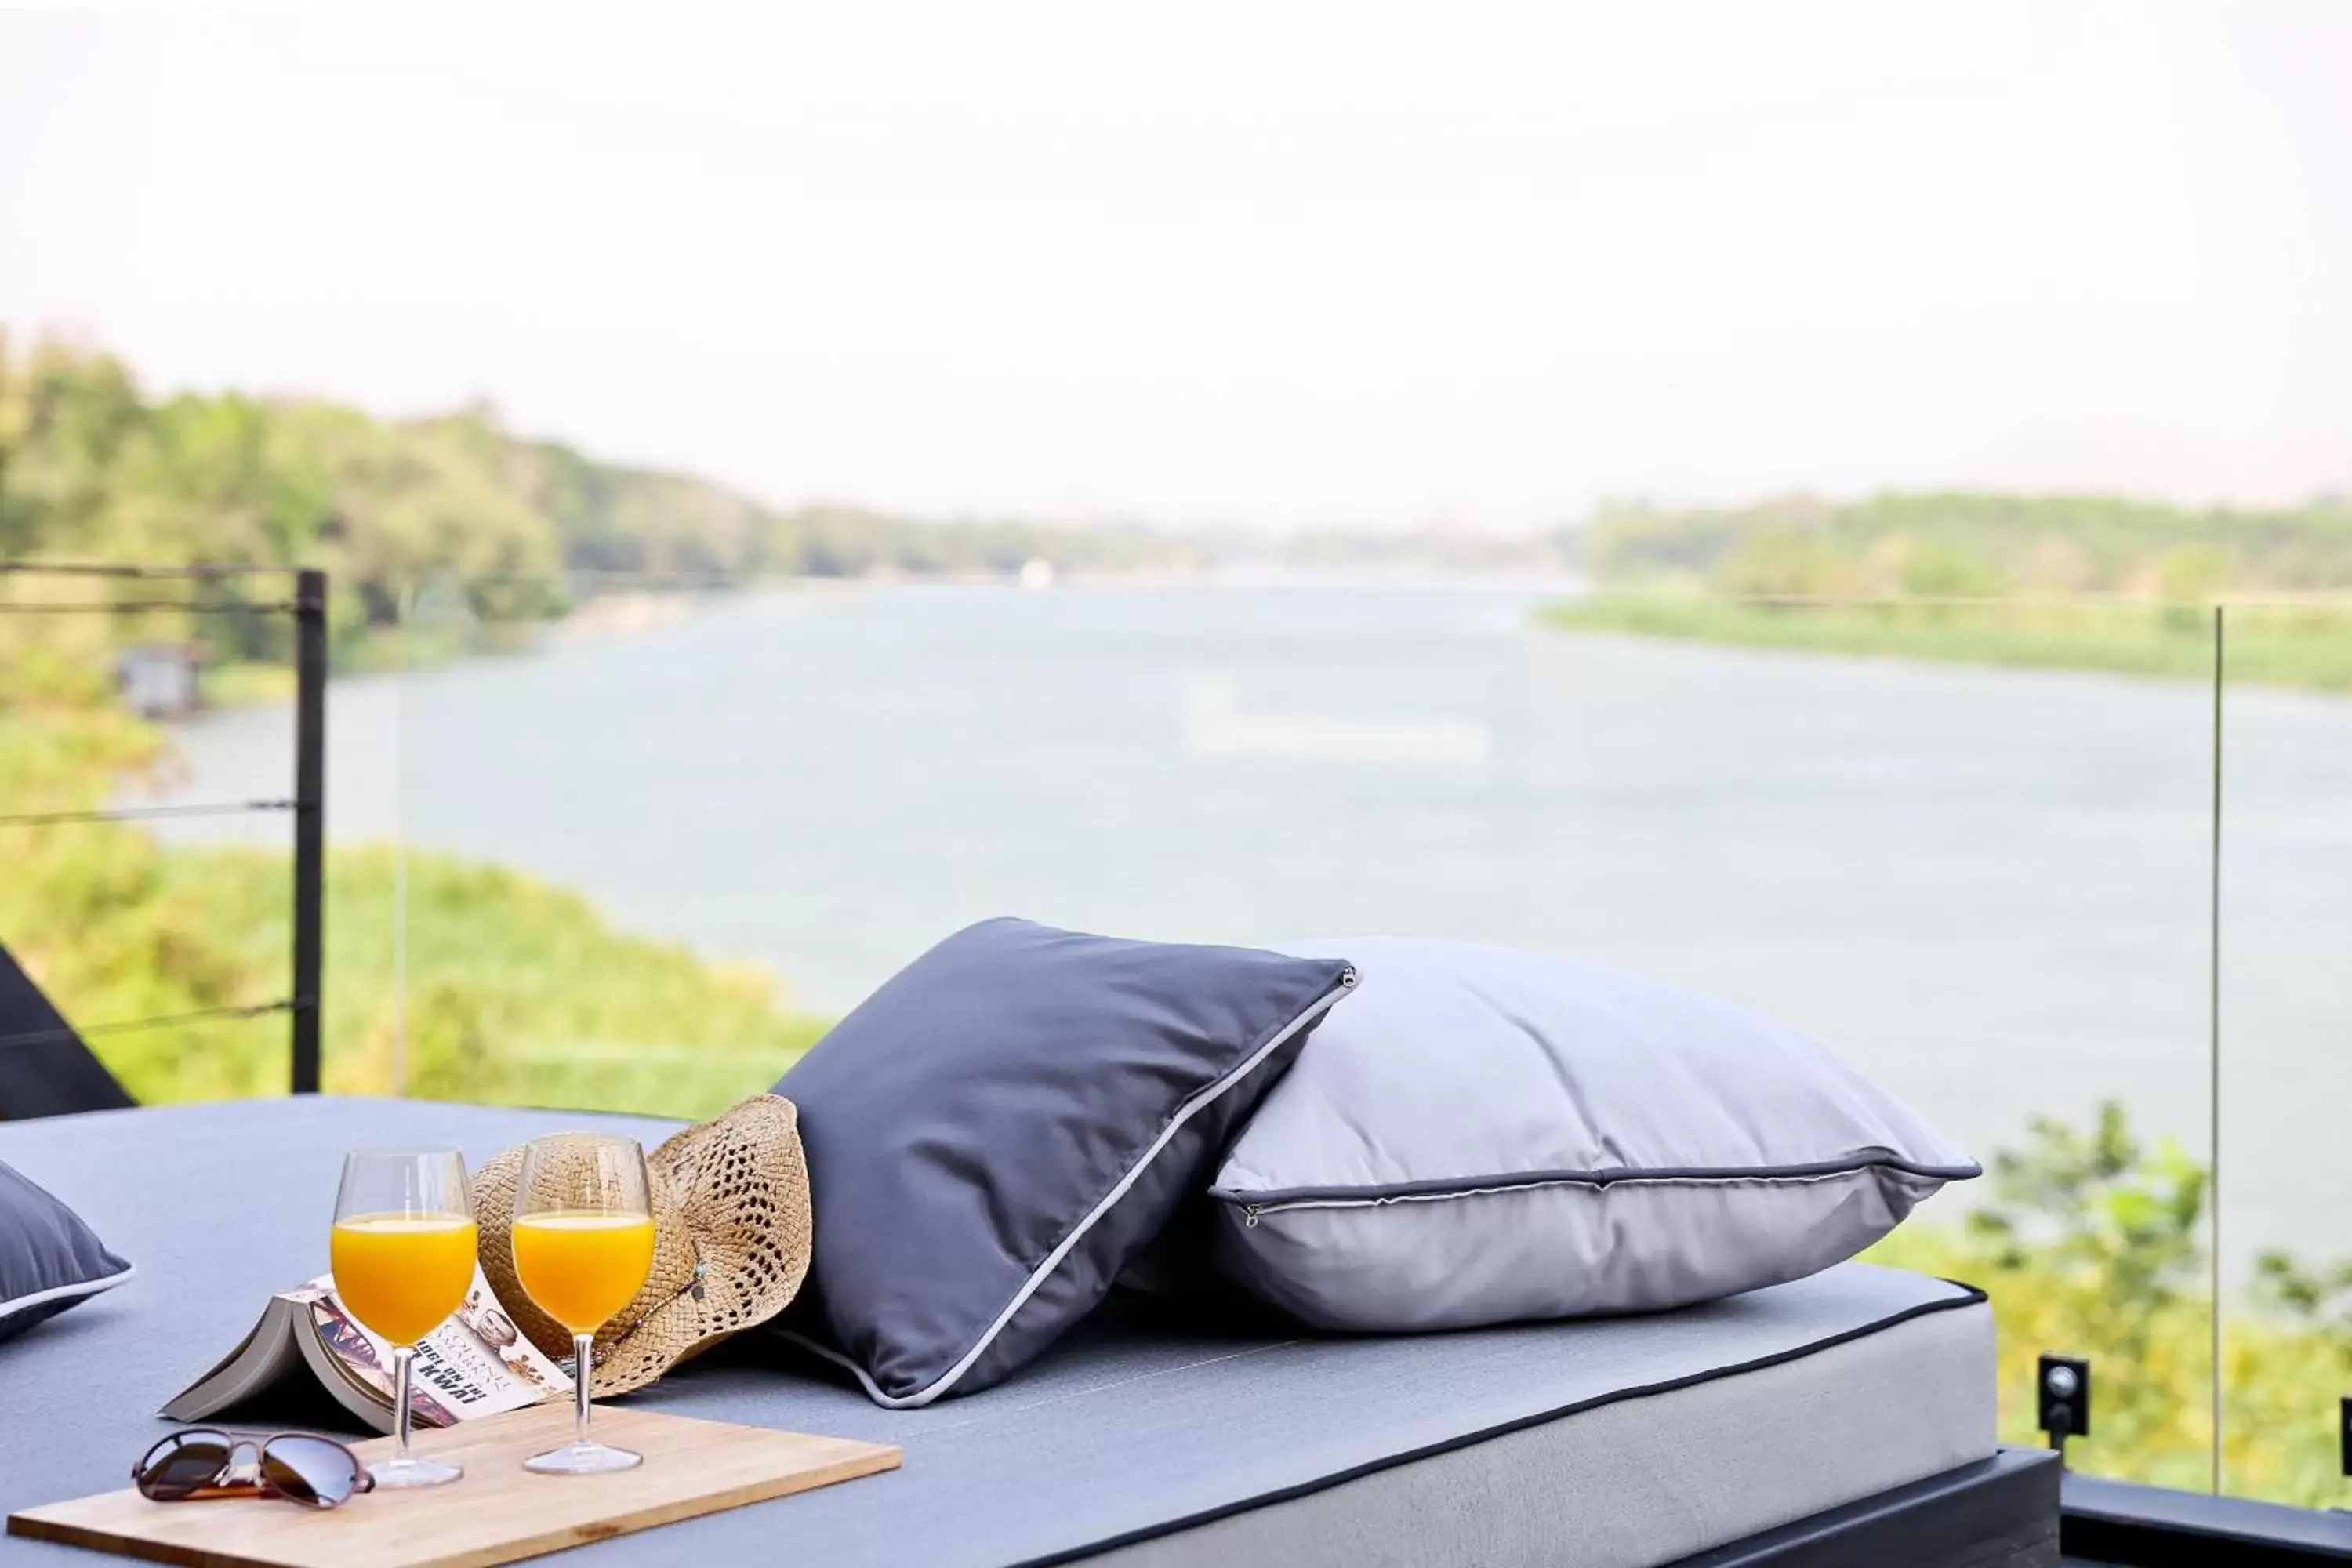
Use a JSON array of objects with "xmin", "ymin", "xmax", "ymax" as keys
[
  {"xmin": 2216, "ymin": 600, "xmax": 2352, "ymax": 1506},
  {"xmin": 376, "ymin": 578, "xmax": 2223, "ymax": 1487},
  {"xmin": 111, "ymin": 612, "xmax": 403, "ymax": 1102},
  {"xmin": 385, "ymin": 573, "xmax": 826, "ymax": 1116},
  {"xmin": 386, "ymin": 574, "xmax": 1541, "ymax": 1116},
  {"xmin": 1547, "ymin": 593, "xmax": 2220, "ymax": 1490},
  {"xmin": 1, "ymin": 570, "xmax": 332, "ymax": 1104}
]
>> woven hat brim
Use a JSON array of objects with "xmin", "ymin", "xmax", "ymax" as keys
[
  {"xmin": 590, "ymin": 1095, "xmax": 812, "ymax": 1396},
  {"xmin": 472, "ymin": 1094, "xmax": 813, "ymax": 1398}
]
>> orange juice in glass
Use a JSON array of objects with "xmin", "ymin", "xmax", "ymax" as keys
[
  {"xmin": 330, "ymin": 1148, "xmax": 476, "ymax": 1488},
  {"xmin": 331, "ymin": 1213, "xmax": 479, "ymax": 1346},
  {"xmin": 510, "ymin": 1134, "xmax": 655, "ymax": 1475},
  {"xmin": 511, "ymin": 1212, "xmax": 656, "ymax": 1333}
]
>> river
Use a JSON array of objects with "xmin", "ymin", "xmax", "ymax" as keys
[{"xmin": 143, "ymin": 580, "xmax": 2352, "ymax": 1268}]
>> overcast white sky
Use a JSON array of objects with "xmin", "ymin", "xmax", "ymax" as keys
[{"xmin": 3, "ymin": 2, "xmax": 2349, "ymax": 530}]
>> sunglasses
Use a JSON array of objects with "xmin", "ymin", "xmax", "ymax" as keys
[{"xmin": 132, "ymin": 1430, "xmax": 375, "ymax": 1511}]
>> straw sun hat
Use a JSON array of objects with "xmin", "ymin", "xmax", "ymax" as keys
[{"xmin": 473, "ymin": 1094, "xmax": 813, "ymax": 1398}]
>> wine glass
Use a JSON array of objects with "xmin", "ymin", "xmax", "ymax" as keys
[
  {"xmin": 329, "ymin": 1147, "xmax": 477, "ymax": 1488},
  {"xmin": 510, "ymin": 1133, "xmax": 656, "ymax": 1475}
]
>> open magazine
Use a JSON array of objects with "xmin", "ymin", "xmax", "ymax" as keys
[{"xmin": 161, "ymin": 1265, "xmax": 571, "ymax": 1435}]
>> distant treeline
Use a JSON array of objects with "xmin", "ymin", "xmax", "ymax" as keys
[
  {"xmin": 1581, "ymin": 492, "xmax": 2352, "ymax": 601},
  {"xmin": 0, "ymin": 331, "xmax": 1207, "ymax": 662}
]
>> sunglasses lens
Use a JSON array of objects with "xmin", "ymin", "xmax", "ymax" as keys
[
  {"xmin": 261, "ymin": 1436, "xmax": 361, "ymax": 1509},
  {"xmin": 136, "ymin": 1433, "xmax": 231, "ymax": 1501}
]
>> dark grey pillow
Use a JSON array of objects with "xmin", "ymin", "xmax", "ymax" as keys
[
  {"xmin": 774, "ymin": 917, "xmax": 1355, "ymax": 1406},
  {"xmin": 2, "ymin": 1157, "xmax": 132, "ymax": 1341}
]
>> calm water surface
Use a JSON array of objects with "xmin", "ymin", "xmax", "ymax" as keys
[{"xmin": 147, "ymin": 583, "xmax": 2352, "ymax": 1266}]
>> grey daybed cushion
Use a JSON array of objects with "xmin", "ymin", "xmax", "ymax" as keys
[
  {"xmin": 0, "ymin": 1156, "xmax": 132, "ymax": 1341},
  {"xmin": 1210, "ymin": 937, "xmax": 1978, "ymax": 1332},
  {"xmin": 775, "ymin": 917, "xmax": 1355, "ymax": 1407},
  {"xmin": 0, "ymin": 1098, "xmax": 2000, "ymax": 1568}
]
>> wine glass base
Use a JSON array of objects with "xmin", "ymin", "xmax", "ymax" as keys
[
  {"xmin": 368, "ymin": 1455, "xmax": 465, "ymax": 1489},
  {"xmin": 524, "ymin": 1440, "xmax": 643, "ymax": 1476}
]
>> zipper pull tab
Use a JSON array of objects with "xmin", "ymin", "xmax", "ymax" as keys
[{"xmin": 1243, "ymin": 1204, "xmax": 1263, "ymax": 1229}]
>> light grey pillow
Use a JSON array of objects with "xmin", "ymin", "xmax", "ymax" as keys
[{"xmin": 1207, "ymin": 937, "xmax": 1976, "ymax": 1331}]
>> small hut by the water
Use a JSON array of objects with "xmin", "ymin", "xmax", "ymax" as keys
[{"xmin": 114, "ymin": 644, "xmax": 201, "ymax": 719}]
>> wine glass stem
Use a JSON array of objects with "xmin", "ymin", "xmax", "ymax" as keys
[
  {"xmin": 573, "ymin": 1333, "xmax": 593, "ymax": 1447},
  {"xmin": 392, "ymin": 1345, "xmax": 416, "ymax": 1462}
]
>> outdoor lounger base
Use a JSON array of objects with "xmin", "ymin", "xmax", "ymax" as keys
[{"xmin": 0, "ymin": 1099, "xmax": 2037, "ymax": 1567}]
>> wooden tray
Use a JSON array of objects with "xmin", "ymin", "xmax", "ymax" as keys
[{"xmin": 6, "ymin": 1403, "xmax": 901, "ymax": 1568}]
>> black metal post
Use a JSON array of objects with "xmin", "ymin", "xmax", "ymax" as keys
[{"xmin": 290, "ymin": 568, "xmax": 328, "ymax": 1094}]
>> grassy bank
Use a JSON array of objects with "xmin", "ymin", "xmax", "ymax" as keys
[
  {"xmin": 1, "ymin": 669, "xmax": 829, "ymax": 1116},
  {"xmin": 206, "ymin": 844, "xmax": 826, "ymax": 1115},
  {"xmin": 1557, "ymin": 488, "xmax": 2352, "ymax": 688},
  {"xmin": 1864, "ymin": 1105, "xmax": 2352, "ymax": 1507},
  {"xmin": 1544, "ymin": 596, "xmax": 2352, "ymax": 691},
  {"xmin": 1873, "ymin": 1219, "xmax": 2352, "ymax": 1507}
]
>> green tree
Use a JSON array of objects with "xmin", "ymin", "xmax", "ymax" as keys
[
  {"xmin": 1872, "ymin": 1102, "xmax": 2352, "ymax": 1504},
  {"xmin": 1715, "ymin": 526, "xmax": 1853, "ymax": 601}
]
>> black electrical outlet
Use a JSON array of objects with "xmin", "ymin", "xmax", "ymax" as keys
[{"xmin": 2038, "ymin": 1354, "xmax": 2090, "ymax": 1444}]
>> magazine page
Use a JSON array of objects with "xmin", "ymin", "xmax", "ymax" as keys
[
  {"xmin": 298, "ymin": 1281, "xmax": 453, "ymax": 1426},
  {"xmin": 433, "ymin": 1271, "xmax": 575, "ymax": 1410},
  {"xmin": 308, "ymin": 1268, "xmax": 571, "ymax": 1427}
]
